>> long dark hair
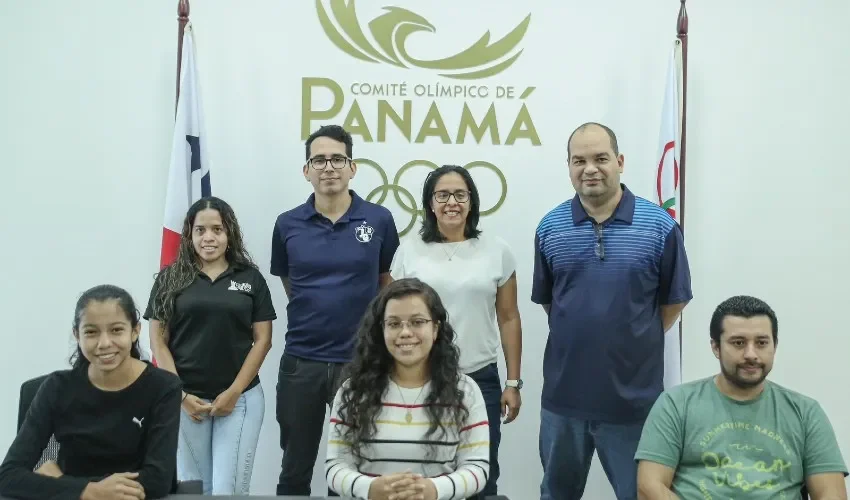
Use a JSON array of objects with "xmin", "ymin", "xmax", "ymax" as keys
[
  {"xmin": 336, "ymin": 278, "xmax": 468, "ymax": 465},
  {"xmin": 70, "ymin": 285, "xmax": 142, "ymax": 369},
  {"xmin": 150, "ymin": 196, "xmax": 256, "ymax": 326},
  {"xmin": 419, "ymin": 165, "xmax": 482, "ymax": 243}
]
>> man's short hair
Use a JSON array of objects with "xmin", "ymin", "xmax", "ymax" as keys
[
  {"xmin": 305, "ymin": 125, "xmax": 353, "ymax": 160},
  {"xmin": 567, "ymin": 122, "xmax": 619, "ymax": 158},
  {"xmin": 709, "ymin": 295, "xmax": 779, "ymax": 345}
]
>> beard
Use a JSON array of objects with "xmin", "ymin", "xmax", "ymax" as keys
[{"xmin": 720, "ymin": 360, "xmax": 768, "ymax": 389}]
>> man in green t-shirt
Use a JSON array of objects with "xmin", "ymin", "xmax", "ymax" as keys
[{"xmin": 635, "ymin": 295, "xmax": 847, "ymax": 499}]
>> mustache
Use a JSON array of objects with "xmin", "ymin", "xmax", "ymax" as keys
[{"xmin": 739, "ymin": 363, "xmax": 764, "ymax": 369}]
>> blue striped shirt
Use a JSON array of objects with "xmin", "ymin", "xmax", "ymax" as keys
[{"xmin": 531, "ymin": 185, "xmax": 692, "ymax": 422}]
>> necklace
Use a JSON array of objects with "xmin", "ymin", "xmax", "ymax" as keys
[
  {"xmin": 396, "ymin": 382, "xmax": 426, "ymax": 423},
  {"xmin": 441, "ymin": 242, "xmax": 463, "ymax": 261}
]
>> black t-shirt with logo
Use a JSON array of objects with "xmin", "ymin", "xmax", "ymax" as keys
[
  {"xmin": 0, "ymin": 363, "xmax": 182, "ymax": 500},
  {"xmin": 144, "ymin": 264, "xmax": 277, "ymax": 400}
]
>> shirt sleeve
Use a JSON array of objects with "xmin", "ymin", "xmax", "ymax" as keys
[
  {"xmin": 379, "ymin": 212, "xmax": 401, "ymax": 274},
  {"xmin": 496, "ymin": 237, "xmax": 517, "ymax": 287},
  {"xmin": 142, "ymin": 272, "xmax": 163, "ymax": 321},
  {"xmin": 658, "ymin": 224, "xmax": 693, "ymax": 306},
  {"xmin": 431, "ymin": 379, "xmax": 490, "ymax": 500},
  {"xmin": 325, "ymin": 384, "xmax": 374, "ymax": 499},
  {"xmin": 530, "ymin": 231, "xmax": 553, "ymax": 305},
  {"xmin": 136, "ymin": 375, "xmax": 182, "ymax": 499},
  {"xmin": 270, "ymin": 218, "xmax": 289, "ymax": 278},
  {"xmin": 0, "ymin": 374, "xmax": 92, "ymax": 500},
  {"xmin": 389, "ymin": 240, "xmax": 406, "ymax": 280},
  {"xmin": 251, "ymin": 270, "xmax": 277, "ymax": 322},
  {"xmin": 633, "ymin": 391, "xmax": 684, "ymax": 469},
  {"xmin": 802, "ymin": 401, "xmax": 848, "ymax": 477}
]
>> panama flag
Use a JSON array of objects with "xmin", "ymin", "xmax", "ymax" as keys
[
  {"xmin": 160, "ymin": 24, "xmax": 210, "ymax": 269},
  {"xmin": 657, "ymin": 40, "xmax": 683, "ymax": 388}
]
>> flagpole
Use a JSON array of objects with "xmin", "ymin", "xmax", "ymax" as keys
[
  {"xmin": 676, "ymin": 0, "xmax": 688, "ymax": 383},
  {"xmin": 676, "ymin": 0, "xmax": 688, "ymax": 235},
  {"xmin": 154, "ymin": 0, "xmax": 190, "ymax": 368},
  {"xmin": 175, "ymin": 0, "xmax": 191, "ymax": 115}
]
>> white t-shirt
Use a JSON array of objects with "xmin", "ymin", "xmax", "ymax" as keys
[{"xmin": 390, "ymin": 233, "xmax": 516, "ymax": 373}]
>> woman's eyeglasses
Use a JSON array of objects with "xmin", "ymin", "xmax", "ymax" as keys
[
  {"xmin": 433, "ymin": 190, "xmax": 470, "ymax": 203},
  {"xmin": 383, "ymin": 318, "xmax": 433, "ymax": 334}
]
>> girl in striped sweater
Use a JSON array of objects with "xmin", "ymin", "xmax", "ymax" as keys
[{"xmin": 326, "ymin": 278, "xmax": 490, "ymax": 500}]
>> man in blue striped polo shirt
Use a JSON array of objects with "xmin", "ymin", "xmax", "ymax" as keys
[{"xmin": 532, "ymin": 122, "xmax": 692, "ymax": 500}]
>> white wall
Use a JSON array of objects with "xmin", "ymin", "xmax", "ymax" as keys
[{"xmin": 1, "ymin": 1, "xmax": 849, "ymax": 499}]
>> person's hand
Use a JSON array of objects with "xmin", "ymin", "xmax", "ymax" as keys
[
  {"xmin": 34, "ymin": 460, "xmax": 62, "ymax": 477},
  {"xmin": 417, "ymin": 477, "xmax": 438, "ymax": 500},
  {"xmin": 391, "ymin": 476, "xmax": 437, "ymax": 500},
  {"xmin": 501, "ymin": 387, "xmax": 522, "ymax": 424},
  {"xmin": 367, "ymin": 471, "xmax": 420, "ymax": 500},
  {"xmin": 210, "ymin": 387, "xmax": 240, "ymax": 417},
  {"xmin": 81, "ymin": 472, "xmax": 145, "ymax": 500},
  {"xmin": 181, "ymin": 393, "xmax": 213, "ymax": 422}
]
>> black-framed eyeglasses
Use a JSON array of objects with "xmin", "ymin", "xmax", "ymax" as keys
[
  {"xmin": 433, "ymin": 190, "xmax": 470, "ymax": 203},
  {"xmin": 308, "ymin": 155, "xmax": 351, "ymax": 171},
  {"xmin": 593, "ymin": 223, "xmax": 605, "ymax": 260}
]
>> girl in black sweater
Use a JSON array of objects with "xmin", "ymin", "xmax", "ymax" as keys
[{"xmin": 0, "ymin": 285, "xmax": 182, "ymax": 500}]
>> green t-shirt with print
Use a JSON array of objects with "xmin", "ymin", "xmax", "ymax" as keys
[{"xmin": 635, "ymin": 376, "xmax": 847, "ymax": 499}]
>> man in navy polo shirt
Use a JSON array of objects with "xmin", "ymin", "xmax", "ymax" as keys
[
  {"xmin": 270, "ymin": 124, "xmax": 400, "ymax": 496},
  {"xmin": 532, "ymin": 122, "xmax": 692, "ymax": 500}
]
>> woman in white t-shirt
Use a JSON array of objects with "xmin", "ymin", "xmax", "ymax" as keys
[{"xmin": 390, "ymin": 164, "xmax": 523, "ymax": 498}]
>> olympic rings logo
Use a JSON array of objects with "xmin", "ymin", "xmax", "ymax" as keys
[{"xmin": 356, "ymin": 159, "xmax": 508, "ymax": 237}]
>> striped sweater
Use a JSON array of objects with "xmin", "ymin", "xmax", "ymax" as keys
[{"xmin": 325, "ymin": 375, "xmax": 490, "ymax": 500}]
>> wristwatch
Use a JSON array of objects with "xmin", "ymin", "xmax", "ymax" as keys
[{"xmin": 505, "ymin": 379, "xmax": 523, "ymax": 390}]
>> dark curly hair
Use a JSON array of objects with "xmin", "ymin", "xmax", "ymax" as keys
[
  {"xmin": 336, "ymin": 278, "xmax": 468, "ymax": 466},
  {"xmin": 150, "ymin": 196, "xmax": 257, "ymax": 326}
]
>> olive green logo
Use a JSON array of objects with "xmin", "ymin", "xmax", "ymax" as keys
[{"xmin": 316, "ymin": 0, "xmax": 531, "ymax": 80}]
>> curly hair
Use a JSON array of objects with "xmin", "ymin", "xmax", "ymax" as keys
[
  {"xmin": 336, "ymin": 278, "xmax": 468, "ymax": 466},
  {"xmin": 150, "ymin": 196, "xmax": 256, "ymax": 326}
]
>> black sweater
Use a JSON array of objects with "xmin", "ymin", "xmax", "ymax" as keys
[{"xmin": 0, "ymin": 363, "xmax": 182, "ymax": 500}]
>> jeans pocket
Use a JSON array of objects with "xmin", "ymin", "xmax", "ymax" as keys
[{"xmin": 279, "ymin": 354, "xmax": 299, "ymax": 377}]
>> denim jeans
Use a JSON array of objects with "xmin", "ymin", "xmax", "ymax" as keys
[
  {"xmin": 176, "ymin": 383, "xmax": 265, "ymax": 495},
  {"xmin": 276, "ymin": 353, "xmax": 347, "ymax": 496},
  {"xmin": 539, "ymin": 408, "xmax": 643, "ymax": 500},
  {"xmin": 466, "ymin": 363, "xmax": 502, "ymax": 498}
]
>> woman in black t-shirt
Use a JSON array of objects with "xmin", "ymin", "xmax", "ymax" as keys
[
  {"xmin": 144, "ymin": 196, "xmax": 276, "ymax": 495},
  {"xmin": 0, "ymin": 284, "xmax": 183, "ymax": 500}
]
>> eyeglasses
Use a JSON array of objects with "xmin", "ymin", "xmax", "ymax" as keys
[
  {"xmin": 433, "ymin": 190, "xmax": 470, "ymax": 203},
  {"xmin": 383, "ymin": 318, "xmax": 433, "ymax": 334},
  {"xmin": 308, "ymin": 155, "xmax": 351, "ymax": 171},
  {"xmin": 593, "ymin": 223, "xmax": 605, "ymax": 260}
]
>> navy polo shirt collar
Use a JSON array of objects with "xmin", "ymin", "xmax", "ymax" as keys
[
  {"xmin": 571, "ymin": 184, "xmax": 635, "ymax": 225},
  {"xmin": 293, "ymin": 190, "xmax": 368, "ymax": 223}
]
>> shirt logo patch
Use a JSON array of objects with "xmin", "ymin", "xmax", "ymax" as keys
[
  {"xmin": 228, "ymin": 280, "xmax": 252, "ymax": 292},
  {"xmin": 132, "ymin": 417, "xmax": 144, "ymax": 428},
  {"xmin": 354, "ymin": 221, "xmax": 374, "ymax": 243}
]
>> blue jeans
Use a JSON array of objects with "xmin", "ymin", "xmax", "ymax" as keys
[
  {"xmin": 177, "ymin": 384, "xmax": 265, "ymax": 495},
  {"xmin": 466, "ymin": 363, "xmax": 502, "ymax": 498},
  {"xmin": 539, "ymin": 408, "xmax": 643, "ymax": 500}
]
